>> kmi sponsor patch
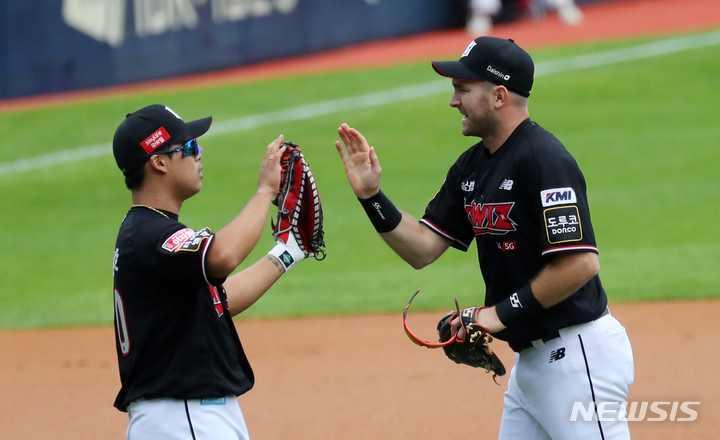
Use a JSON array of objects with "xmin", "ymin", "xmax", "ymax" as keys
[
  {"xmin": 544, "ymin": 206, "xmax": 582, "ymax": 244},
  {"xmin": 541, "ymin": 187, "xmax": 577, "ymax": 207}
]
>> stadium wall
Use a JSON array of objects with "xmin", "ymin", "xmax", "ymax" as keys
[{"xmin": 0, "ymin": 0, "xmax": 606, "ymax": 99}]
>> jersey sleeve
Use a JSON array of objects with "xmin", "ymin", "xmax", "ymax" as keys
[
  {"xmin": 421, "ymin": 157, "xmax": 475, "ymax": 251},
  {"xmin": 522, "ymin": 141, "xmax": 599, "ymax": 257},
  {"xmin": 138, "ymin": 223, "xmax": 227, "ymax": 288}
]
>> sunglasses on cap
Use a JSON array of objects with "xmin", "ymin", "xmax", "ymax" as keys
[{"xmin": 158, "ymin": 139, "xmax": 203, "ymax": 157}]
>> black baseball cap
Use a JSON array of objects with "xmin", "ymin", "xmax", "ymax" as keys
[
  {"xmin": 431, "ymin": 37, "xmax": 534, "ymax": 97},
  {"xmin": 113, "ymin": 104, "xmax": 213, "ymax": 176}
]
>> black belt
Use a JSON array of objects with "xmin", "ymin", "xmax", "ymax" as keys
[{"xmin": 507, "ymin": 307, "xmax": 609, "ymax": 353}]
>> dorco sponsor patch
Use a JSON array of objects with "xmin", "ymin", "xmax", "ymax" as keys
[{"xmin": 544, "ymin": 206, "xmax": 582, "ymax": 244}]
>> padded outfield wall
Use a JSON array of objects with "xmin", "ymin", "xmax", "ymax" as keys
[{"xmin": 0, "ymin": 0, "xmax": 603, "ymax": 99}]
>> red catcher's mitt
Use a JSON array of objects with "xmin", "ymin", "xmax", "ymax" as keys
[
  {"xmin": 403, "ymin": 289, "xmax": 505, "ymax": 383},
  {"xmin": 272, "ymin": 141, "xmax": 326, "ymax": 260}
]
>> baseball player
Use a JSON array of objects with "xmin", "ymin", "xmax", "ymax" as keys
[
  {"xmin": 111, "ymin": 104, "xmax": 306, "ymax": 440},
  {"xmin": 335, "ymin": 37, "xmax": 634, "ymax": 439}
]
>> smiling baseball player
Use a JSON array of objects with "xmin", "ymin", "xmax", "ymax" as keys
[{"xmin": 335, "ymin": 37, "xmax": 635, "ymax": 439}]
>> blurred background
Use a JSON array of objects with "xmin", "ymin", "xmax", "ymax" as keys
[{"xmin": 1, "ymin": 0, "xmax": 603, "ymax": 100}]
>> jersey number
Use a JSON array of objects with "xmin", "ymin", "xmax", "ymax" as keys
[{"xmin": 114, "ymin": 289, "xmax": 131, "ymax": 356}]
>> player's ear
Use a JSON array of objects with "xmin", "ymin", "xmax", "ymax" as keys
[
  {"xmin": 492, "ymin": 85, "xmax": 509, "ymax": 108},
  {"xmin": 147, "ymin": 154, "xmax": 170, "ymax": 174}
]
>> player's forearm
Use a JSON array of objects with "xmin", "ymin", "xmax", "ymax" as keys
[
  {"xmin": 380, "ymin": 214, "xmax": 450, "ymax": 269},
  {"xmin": 207, "ymin": 188, "xmax": 275, "ymax": 278},
  {"xmin": 494, "ymin": 251, "xmax": 599, "ymax": 329},
  {"xmin": 530, "ymin": 251, "xmax": 600, "ymax": 308},
  {"xmin": 356, "ymin": 190, "xmax": 449, "ymax": 268},
  {"xmin": 225, "ymin": 255, "xmax": 285, "ymax": 316}
]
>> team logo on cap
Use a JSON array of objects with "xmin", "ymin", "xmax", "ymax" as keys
[
  {"xmin": 462, "ymin": 41, "xmax": 477, "ymax": 58},
  {"xmin": 141, "ymin": 126, "xmax": 170, "ymax": 154},
  {"xmin": 165, "ymin": 106, "xmax": 182, "ymax": 119}
]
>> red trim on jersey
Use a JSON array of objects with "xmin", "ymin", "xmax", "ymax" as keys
[
  {"xmin": 419, "ymin": 219, "xmax": 470, "ymax": 250},
  {"xmin": 542, "ymin": 244, "xmax": 598, "ymax": 256},
  {"xmin": 201, "ymin": 234, "xmax": 215, "ymax": 285},
  {"xmin": 209, "ymin": 285, "xmax": 224, "ymax": 317}
]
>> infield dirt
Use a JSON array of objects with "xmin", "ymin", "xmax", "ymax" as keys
[{"xmin": 1, "ymin": 0, "xmax": 719, "ymax": 438}]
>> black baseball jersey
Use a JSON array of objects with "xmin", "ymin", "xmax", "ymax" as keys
[
  {"xmin": 421, "ymin": 119, "xmax": 607, "ymax": 344},
  {"xmin": 112, "ymin": 207, "xmax": 254, "ymax": 412}
]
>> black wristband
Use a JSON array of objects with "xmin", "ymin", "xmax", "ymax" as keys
[
  {"xmin": 358, "ymin": 190, "xmax": 402, "ymax": 233},
  {"xmin": 495, "ymin": 285, "xmax": 544, "ymax": 328}
]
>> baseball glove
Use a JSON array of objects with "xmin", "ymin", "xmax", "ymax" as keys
[
  {"xmin": 403, "ymin": 289, "xmax": 505, "ymax": 383},
  {"xmin": 272, "ymin": 141, "xmax": 326, "ymax": 260},
  {"xmin": 437, "ymin": 307, "xmax": 506, "ymax": 381}
]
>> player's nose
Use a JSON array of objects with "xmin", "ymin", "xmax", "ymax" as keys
[{"xmin": 449, "ymin": 92, "xmax": 461, "ymax": 108}]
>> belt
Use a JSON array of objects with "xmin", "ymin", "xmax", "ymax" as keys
[{"xmin": 507, "ymin": 307, "xmax": 610, "ymax": 353}]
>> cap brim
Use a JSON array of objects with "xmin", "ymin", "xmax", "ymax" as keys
[
  {"xmin": 431, "ymin": 61, "xmax": 484, "ymax": 81},
  {"xmin": 170, "ymin": 115, "xmax": 213, "ymax": 144}
]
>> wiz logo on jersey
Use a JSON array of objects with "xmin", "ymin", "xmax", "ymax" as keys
[{"xmin": 465, "ymin": 201, "xmax": 517, "ymax": 235}]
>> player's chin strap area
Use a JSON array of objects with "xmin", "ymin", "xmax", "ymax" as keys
[{"xmin": 403, "ymin": 289, "xmax": 461, "ymax": 348}]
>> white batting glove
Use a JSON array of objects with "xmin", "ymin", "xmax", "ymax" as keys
[{"xmin": 268, "ymin": 233, "xmax": 305, "ymax": 272}]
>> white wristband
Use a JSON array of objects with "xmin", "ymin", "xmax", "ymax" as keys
[{"xmin": 268, "ymin": 234, "xmax": 305, "ymax": 272}]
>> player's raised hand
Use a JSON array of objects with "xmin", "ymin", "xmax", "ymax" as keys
[
  {"xmin": 335, "ymin": 123, "xmax": 382, "ymax": 199},
  {"xmin": 257, "ymin": 134, "xmax": 286, "ymax": 197}
]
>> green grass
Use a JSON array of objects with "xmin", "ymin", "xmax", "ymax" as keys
[{"xmin": 1, "ymin": 30, "xmax": 719, "ymax": 329}]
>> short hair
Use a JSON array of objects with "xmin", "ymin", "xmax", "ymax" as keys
[
  {"xmin": 124, "ymin": 164, "xmax": 146, "ymax": 190},
  {"xmin": 511, "ymin": 92, "xmax": 529, "ymax": 108},
  {"xmin": 484, "ymin": 81, "xmax": 528, "ymax": 108},
  {"xmin": 123, "ymin": 151, "xmax": 180, "ymax": 190}
]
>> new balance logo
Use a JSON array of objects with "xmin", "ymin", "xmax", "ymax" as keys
[
  {"xmin": 549, "ymin": 347, "xmax": 566, "ymax": 363},
  {"xmin": 499, "ymin": 179, "xmax": 514, "ymax": 190},
  {"xmin": 509, "ymin": 293, "xmax": 522, "ymax": 308}
]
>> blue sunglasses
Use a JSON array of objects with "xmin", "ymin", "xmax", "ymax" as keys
[{"xmin": 161, "ymin": 139, "xmax": 203, "ymax": 157}]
